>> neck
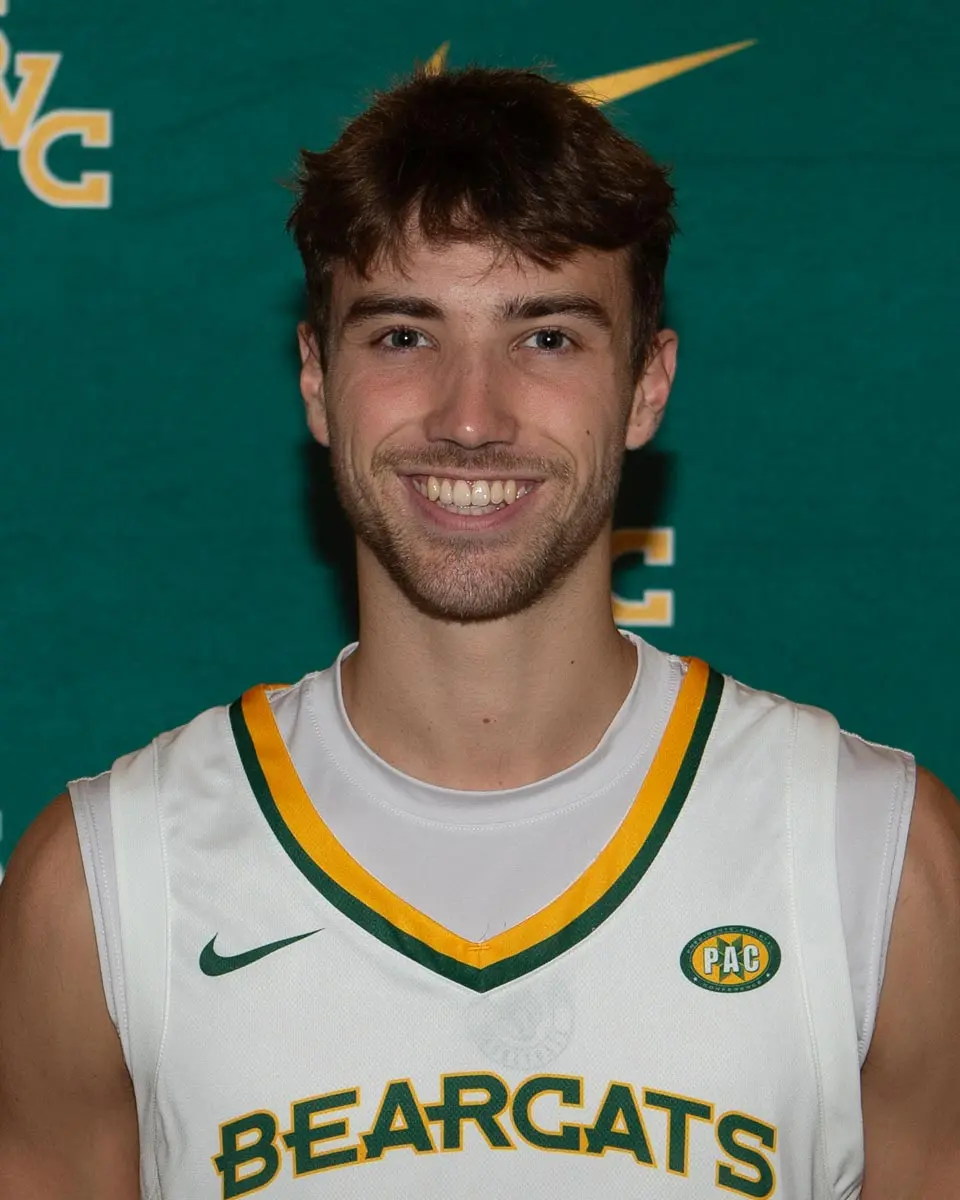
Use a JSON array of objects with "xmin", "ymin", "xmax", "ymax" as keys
[{"xmin": 340, "ymin": 538, "xmax": 637, "ymax": 790}]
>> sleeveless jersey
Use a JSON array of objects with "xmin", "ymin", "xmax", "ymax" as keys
[{"xmin": 75, "ymin": 657, "xmax": 867, "ymax": 1199}]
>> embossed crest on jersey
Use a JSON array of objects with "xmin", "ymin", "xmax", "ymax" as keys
[
  {"xmin": 680, "ymin": 926, "xmax": 781, "ymax": 993},
  {"xmin": 465, "ymin": 981, "xmax": 576, "ymax": 1069}
]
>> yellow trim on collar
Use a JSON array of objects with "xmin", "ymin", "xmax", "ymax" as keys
[{"xmin": 241, "ymin": 656, "xmax": 710, "ymax": 971}]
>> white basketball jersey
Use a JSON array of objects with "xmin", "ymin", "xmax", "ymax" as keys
[{"xmin": 100, "ymin": 658, "xmax": 862, "ymax": 1199}]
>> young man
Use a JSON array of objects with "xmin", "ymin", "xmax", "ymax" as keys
[{"xmin": 1, "ymin": 68, "xmax": 958, "ymax": 1200}]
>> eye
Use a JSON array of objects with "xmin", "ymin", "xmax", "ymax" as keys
[
  {"xmin": 378, "ymin": 327, "xmax": 429, "ymax": 350},
  {"xmin": 523, "ymin": 328, "xmax": 573, "ymax": 352}
]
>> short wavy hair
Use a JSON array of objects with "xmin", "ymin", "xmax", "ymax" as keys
[{"xmin": 288, "ymin": 67, "xmax": 677, "ymax": 372}]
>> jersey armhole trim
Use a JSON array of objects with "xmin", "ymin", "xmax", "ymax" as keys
[
  {"xmin": 109, "ymin": 740, "xmax": 171, "ymax": 1200},
  {"xmin": 68, "ymin": 777, "xmax": 125, "ymax": 1037},
  {"xmin": 787, "ymin": 704, "xmax": 864, "ymax": 1198},
  {"xmin": 859, "ymin": 750, "xmax": 916, "ymax": 1062}
]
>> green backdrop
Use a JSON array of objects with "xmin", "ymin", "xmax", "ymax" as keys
[{"xmin": 2, "ymin": 0, "xmax": 958, "ymax": 869}]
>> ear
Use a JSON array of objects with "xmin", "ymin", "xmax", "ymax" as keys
[
  {"xmin": 298, "ymin": 322, "xmax": 330, "ymax": 447},
  {"xmin": 625, "ymin": 329, "xmax": 678, "ymax": 451}
]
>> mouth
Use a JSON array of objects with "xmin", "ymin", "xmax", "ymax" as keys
[{"xmin": 403, "ymin": 473, "xmax": 540, "ymax": 525}]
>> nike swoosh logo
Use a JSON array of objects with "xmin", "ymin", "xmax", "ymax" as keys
[
  {"xmin": 423, "ymin": 39, "xmax": 756, "ymax": 106},
  {"xmin": 571, "ymin": 40, "xmax": 756, "ymax": 106},
  {"xmin": 199, "ymin": 929, "xmax": 321, "ymax": 976}
]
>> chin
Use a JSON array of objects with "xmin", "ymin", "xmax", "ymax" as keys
[
  {"xmin": 349, "ymin": 483, "xmax": 613, "ymax": 623},
  {"xmin": 382, "ymin": 546, "xmax": 574, "ymax": 624}
]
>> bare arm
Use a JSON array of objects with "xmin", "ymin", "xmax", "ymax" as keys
[
  {"xmin": 0, "ymin": 793, "xmax": 140, "ymax": 1198},
  {"xmin": 861, "ymin": 766, "xmax": 960, "ymax": 1199}
]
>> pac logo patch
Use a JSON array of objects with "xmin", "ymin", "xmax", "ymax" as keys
[{"xmin": 680, "ymin": 926, "xmax": 781, "ymax": 993}]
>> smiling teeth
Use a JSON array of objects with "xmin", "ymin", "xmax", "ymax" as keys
[{"xmin": 413, "ymin": 476, "xmax": 532, "ymax": 511}]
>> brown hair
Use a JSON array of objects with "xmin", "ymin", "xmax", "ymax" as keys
[{"xmin": 287, "ymin": 66, "xmax": 676, "ymax": 371}]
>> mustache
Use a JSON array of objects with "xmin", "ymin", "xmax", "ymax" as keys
[{"xmin": 371, "ymin": 446, "xmax": 572, "ymax": 481}]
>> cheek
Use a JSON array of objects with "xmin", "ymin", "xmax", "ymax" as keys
[
  {"xmin": 576, "ymin": 395, "xmax": 634, "ymax": 485},
  {"xmin": 330, "ymin": 368, "xmax": 425, "ymax": 452},
  {"xmin": 529, "ymin": 381, "xmax": 624, "ymax": 469},
  {"xmin": 351, "ymin": 358, "xmax": 429, "ymax": 399}
]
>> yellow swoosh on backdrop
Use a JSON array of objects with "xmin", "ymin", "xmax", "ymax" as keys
[
  {"xmin": 573, "ymin": 39, "xmax": 755, "ymax": 103},
  {"xmin": 423, "ymin": 38, "xmax": 756, "ymax": 104}
]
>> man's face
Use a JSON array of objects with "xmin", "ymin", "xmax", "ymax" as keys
[{"xmin": 299, "ymin": 236, "xmax": 674, "ymax": 622}]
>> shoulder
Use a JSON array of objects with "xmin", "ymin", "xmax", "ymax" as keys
[
  {"xmin": 0, "ymin": 793, "xmax": 119, "ymax": 1086},
  {"xmin": 155, "ymin": 673, "xmax": 323, "ymax": 752},
  {"xmin": 835, "ymin": 729, "xmax": 914, "ymax": 856},
  {"xmin": 877, "ymin": 767, "xmax": 960, "ymax": 998},
  {"xmin": 704, "ymin": 667, "xmax": 841, "ymax": 752},
  {"xmin": 100, "ymin": 677, "xmax": 315, "ymax": 788},
  {"xmin": 0, "ymin": 792, "xmax": 89, "ymax": 944},
  {"xmin": 906, "ymin": 762, "xmax": 959, "ymax": 830},
  {"xmin": 0, "ymin": 795, "xmax": 139, "ymax": 1187},
  {"xmin": 860, "ymin": 767, "xmax": 960, "ymax": 1192},
  {"xmin": 868, "ymin": 766, "xmax": 959, "ymax": 943}
]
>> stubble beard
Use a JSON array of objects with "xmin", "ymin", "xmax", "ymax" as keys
[{"xmin": 329, "ymin": 439, "xmax": 625, "ymax": 623}]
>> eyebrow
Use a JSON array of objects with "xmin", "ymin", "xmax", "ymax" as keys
[
  {"xmin": 495, "ymin": 292, "xmax": 613, "ymax": 332},
  {"xmin": 341, "ymin": 293, "xmax": 445, "ymax": 330},
  {"xmin": 339, "ymin": 290, "xmax": 613, "ymax": 333}
]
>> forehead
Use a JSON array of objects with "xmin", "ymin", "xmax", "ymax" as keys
[{"xmin": 330, "ymin": 236, "xmax": 632, "ymax": 319}]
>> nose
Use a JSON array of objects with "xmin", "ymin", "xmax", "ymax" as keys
[{"xmin": 421, "ymin": 353, "xmax": 519, "ymax": 449}]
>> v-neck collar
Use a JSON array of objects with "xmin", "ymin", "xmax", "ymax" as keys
[{"xmin": 229, "ymin": 657, "xmax": 723, "ymax": 993}]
